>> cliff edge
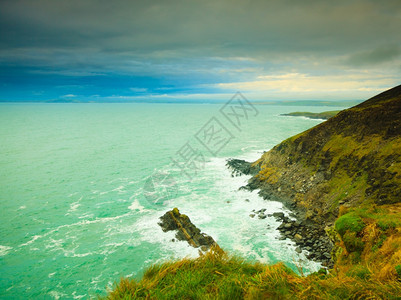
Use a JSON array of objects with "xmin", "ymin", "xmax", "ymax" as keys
[{"xmin": 247, "ymin": 85, "xmax": 401, "ymax": 227}]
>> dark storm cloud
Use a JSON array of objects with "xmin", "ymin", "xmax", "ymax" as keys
[
  {"xmin": 0, "ymin": 0, "xmax": 400, "ymax": 100},
  {"xmin": 2, "ymin": 0, "xmax": 400, "ymax": 53}
]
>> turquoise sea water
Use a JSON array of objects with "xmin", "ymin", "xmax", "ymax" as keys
[{"xmin": 0, "ymin": 103, "xmax": 345, "ymax": 299}]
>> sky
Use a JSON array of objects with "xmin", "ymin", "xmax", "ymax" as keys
[{"xmin": 0, "ymin": 0, "xmax": 400, "ymax": 102}]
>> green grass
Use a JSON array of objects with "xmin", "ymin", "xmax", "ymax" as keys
[
  {"xmin": 104, "ymin": 247, "xmax": 401, "ymax": 299},
  {"xmin": 396, "ymin": 265, "xmax": 401, "ymax": 279},
  {"xmin": 335, "ymin": 212, "xmax": 365, "ymax": 237},
  {"xmin": 330, "ymin": 205, "xmax": 401, "ymax": 285},
  {"xmin": 346, "ymin": 264, "xmax": 371, "ymax": 280}
]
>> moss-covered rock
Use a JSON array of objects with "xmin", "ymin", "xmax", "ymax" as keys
[{"xmin": 335, "ymin": 212, "xmax": 365, "ymax": 237}]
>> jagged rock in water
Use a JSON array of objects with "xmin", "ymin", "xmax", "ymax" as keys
[{"xmin": 158, "ymin": 208, "xmax": 218, "ymax": 251}]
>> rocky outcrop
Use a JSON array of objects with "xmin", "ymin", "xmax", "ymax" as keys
[
  {"xmin": 226, "ymin": 159, "xmax": 260, "ymax": 176},
  {"xmin": 158, "ymin": 208, "xmax": 219, "ymax": 252}
]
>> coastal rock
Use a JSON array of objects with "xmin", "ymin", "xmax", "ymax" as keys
[
  {"xmin": 274, "ymin": 216, "xmax": 334, "ymax": 267},
  {"xmin": 284, "ymin": 223, "xmax": 292, "ymax": 229},
  {"xmin": 294, "ymin": 234, "xmax": 303, "ymax": 243},
  {"xmin": 258, "ymin": 213, "xmax": 267, "ymax": 219},
  {"xmin": 272, "ymin": 212, "xmax": 285, "ymax": 220},
  {"xmin": 226, "ymin": 159, "xmax": 260, "ymax": 176},
  {"xmin": 158, "ymin": 208, "xmax": 218, "ymax": 251}
]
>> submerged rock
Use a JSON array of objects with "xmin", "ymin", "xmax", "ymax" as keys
[
  {"xmin": 158, "ymin": 208, "xmax": 219, "ymax": 251},
  {"xmin": 258, "ymin": 213, "xmax": 267, "ymax": 219}
]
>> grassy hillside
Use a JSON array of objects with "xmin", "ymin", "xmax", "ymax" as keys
[
  {"xmin": 105, "ymin": 86, "xmax": 401, "ymax": 299},
  {"xmin": 250, "ymin": 85, "xmax": 401, "ymax": 224}
]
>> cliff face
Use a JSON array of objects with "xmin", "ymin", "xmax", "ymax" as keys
[{"xmin": 248, "ymin": 85, "xmax": 401, "ymax": 226}]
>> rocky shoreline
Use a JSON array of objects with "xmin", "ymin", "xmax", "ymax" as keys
[
  {"xmin": 272, "ymin": 213, "xmax": 333, "ymax": 268},
  {"xmin": 227, "ymin": 159, "xmax": 334, "ymax": 268}
]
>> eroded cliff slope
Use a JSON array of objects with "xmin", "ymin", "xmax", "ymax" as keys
[{"xmin": 248, "ymin": 85, "xmax": 401, "ymax": 226}]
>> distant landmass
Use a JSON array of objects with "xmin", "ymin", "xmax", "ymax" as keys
[
  {"xmin": 0, "ymin": 98, "xmax": 363, "ymax": 107},
  {"xmin": 281, "ymin": 110, "xmax": 340, "ymax": 120}
]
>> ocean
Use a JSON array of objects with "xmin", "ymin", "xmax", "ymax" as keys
[{"xmin": 0, "ymin": 102, "xmax": 345, "ymax": 298}]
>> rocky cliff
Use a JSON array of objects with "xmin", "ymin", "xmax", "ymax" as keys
[
  {"xmin": 246, "ymin": 85, "xmax": 401, "ymax": 227},
  {"xmin": 228, "ymin": 85, "xmax": 401, "ymax": 267}
]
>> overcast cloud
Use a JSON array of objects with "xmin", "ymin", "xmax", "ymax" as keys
[{"xmin": 0, "ymin": 0, "xmax": 400, "ymax": 101}]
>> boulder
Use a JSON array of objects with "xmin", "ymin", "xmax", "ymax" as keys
[
  {"xmin": 294, "ymin": 234, "xmax": 303, "ymax": 243},
  {"xmin": 272, "ymin": 212, "xmax": 285, "ymax": 220}
]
